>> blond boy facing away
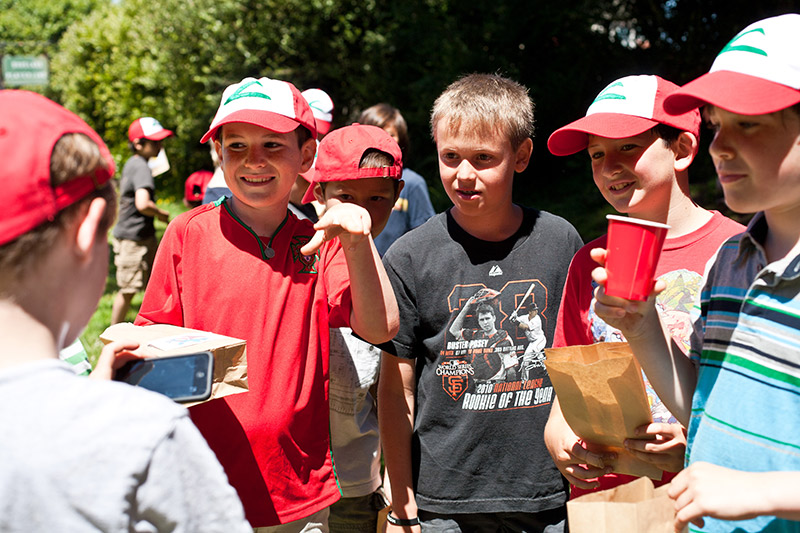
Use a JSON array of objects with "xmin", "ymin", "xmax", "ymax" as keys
[
  {"xmin": 379, "ymin": 73, "xmax": 583, "ymax": 532},
  {"xmin": 592, "ymin": 14, "xmax": 800, "ymax": 533},
  {"xmin": 0, "ymin": 90, "xmax": 249, "ymax": 532},
  {"xmin": 135, "ymin": 77, "xmax": 398, "ymax": 531}
]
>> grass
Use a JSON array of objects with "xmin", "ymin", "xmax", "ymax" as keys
[{"xmin": 81, "ymin": 198, "xmax": 188, "ymax": 366}]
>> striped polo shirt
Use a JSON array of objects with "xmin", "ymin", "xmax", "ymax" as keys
[{"xmin": 687, "ymin": 212, "xmax": 800, "ymax": 533}]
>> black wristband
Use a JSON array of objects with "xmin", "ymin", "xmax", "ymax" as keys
[{"xmin": 386, "ymin": 513, "xmax": 420, "ymax": 526}]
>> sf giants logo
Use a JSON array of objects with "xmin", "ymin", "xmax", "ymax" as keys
[{"xmin": 444, "ymin": 375, "xmax": 468, "ymax": 401}]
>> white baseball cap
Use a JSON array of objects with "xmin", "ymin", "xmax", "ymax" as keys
[
  {"xmin": 664, "ymin": 13, "xmax": 800, "ymax": 116},
  {"xmin": 548, "ymin": 75, "xmax": 700, "ymax": 156},
  {"xmin": 201, "ymin": 76, "xmax": 317, "ymax": 143},
  {"xmin": 301, "ymin": 88, "xmax": 335, "ymax": 135}
]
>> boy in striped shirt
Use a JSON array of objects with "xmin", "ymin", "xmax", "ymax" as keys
[{"xmin": 592, "ymin": 13, "xmax": 800, "ymax": 533}]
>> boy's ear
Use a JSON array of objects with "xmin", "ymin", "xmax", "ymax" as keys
[
  {"xmin": 312, "ymin": 182, "xmax": 326, "ymax": 204},
  {"xmin": 299, "ymin": 137, "xmax": 317, "ymax": 174},
  {"xmin": 514, "ymin": 138, "xmax": 534, "ymax": 173},
  {"xmin": 673, "ymin": 131, "xmax": 698, "ymax": 172},
  {"xmin": 74, "ymin": 197, "xmax": 108, "ymax": 263},
  {"xmin": 214, "ymin": 138, "xmax": 224, "ymax": 163},
  {"xmin": 394, "ymin": 180, "xmax": 405, "ymax": 201}
]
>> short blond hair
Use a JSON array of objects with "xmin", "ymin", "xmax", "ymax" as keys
[{"xmin": 430, "ymin": 73, "xmax": 534, "ymax": 149}]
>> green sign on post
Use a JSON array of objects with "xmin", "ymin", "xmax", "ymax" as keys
[{"xmin": 2, "ymin": 55, "xmax": 49, "ymax": 87}]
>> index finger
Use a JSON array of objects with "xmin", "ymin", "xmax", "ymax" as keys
[{"xmin": 300, "ymin": 229, "xmax": 326, "ymax": 256}]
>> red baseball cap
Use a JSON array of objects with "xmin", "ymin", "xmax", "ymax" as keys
[
  {"xmin": 301, "ymin": 88, "xmax": 335, "ymax": 136},
  {"xmin": 184, "ymin": 169, "xmax": 214, "ymax": 203},
  {"xmin": 0, "ymin": 90, "xmax": 115, "ymax": 246},
  {"xmin": 302, "ymin": 124, "xmax": 403, "ymax": 204},
  {"xmin": 664, "ymin": 14, "xmax": 800, "ymax": 116},
  {"xmin": 201, "ymin": 77, "xmax": 317, "ymax": 143},
  {"xmin": 548, "ymin": 75, "xmax": 701, "ymax": 156},
  {"xmin": 128, "ymin": 117, "xmax": 174, "ymax": 143}
]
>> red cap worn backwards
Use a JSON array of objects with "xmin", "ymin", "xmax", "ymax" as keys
[
  {"xmin": 0, "ymin": 90, "xmax": 115, "ymax": 246},
  {"xmin": 302, "ymin": 124, "xmax": 403, "ymax": 204},
  {"xmin": 201, "ymin": 76, "xmax": 317, "ymax": 143},
  {"xmin": 548, "ymin": 75, "xmax": 701, "ymax": 156},
  {"xmin": 664, "ymin": 13, "xmax": 800, "ymax": 116}
]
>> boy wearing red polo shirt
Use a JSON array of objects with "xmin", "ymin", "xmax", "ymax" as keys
[{"xmin": 136, "ymin": 77, "xmax": 399, "ymax": 531}]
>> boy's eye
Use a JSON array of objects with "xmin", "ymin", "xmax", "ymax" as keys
[
  {"xmin": 476, "ymin": 153, "xmax": 492, "ymax": 162},
  {"xmin": 589, "ymin": 151, "xmax": 604, "ymax": 160},
  {"xmin": 441, "ymin": 152, "xmax": 459, "ymax": 161},
  {"xmin": 264, "ymin": 141, "xmax": 282, "ymax": 148},
  {"xmin": 620, "ymin": 143, "xmax": 637, "ymax": 152}
]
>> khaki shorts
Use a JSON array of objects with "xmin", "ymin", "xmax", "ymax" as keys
[{"xmin": 113, "ymin": 236, "xmax": 158, "ymax": 294}]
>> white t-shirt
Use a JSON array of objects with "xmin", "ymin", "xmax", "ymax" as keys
[{"xmin": 0, "ymin": 359, "xmax": 251, "ymax": 532}]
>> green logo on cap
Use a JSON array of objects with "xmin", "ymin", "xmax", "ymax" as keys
[
  {"xmin": 719, "ymin": 27, "xmax": 767, "ymax": 57},
  {"xmin": 592, "ymin": 81, "xmax": 626, "ymax": 104},
  {"xmin": 225, "ymin": 79, "xmax": 272, "ymax": 105}
]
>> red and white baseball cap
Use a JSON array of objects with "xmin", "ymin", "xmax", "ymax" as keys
[
  {"xmin": 127, "ymin": 117, "xmax": 174, "ymax": 143},
  {"xmin": 201, "ymin": 76, "xmax": 316, "ymax": 143},
  {"xmin": 0, "ymin": 90, "xmax": 115, "ymax": 246},
  {"xmin": 301, "ymin": 88, "xmax": 335, "ymax": 136},
  {"xmin": 547, "ymin": 75, "xmax": 701, "ymax": 156},
  {"xmin": 664, "ymin": 14, "xmax": 800, "ymax": 116},
  {"xmin": 302, "ymin": 124, "xmax": 403, "ymax": 203},
  {"xmin": 184, "ymin": 169, "xmax": 214, "ymax": 203}
]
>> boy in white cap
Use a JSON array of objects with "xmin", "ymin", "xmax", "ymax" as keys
[
  {"xmin": 110, "ymin": 116, "xmax": 173, "ymax": 324},
  {"xmin": 306, "ymin": 123, "xmax": 404, "ymax": 532},
  {"xmin": 0, "ymin": 90, "xmax": 250, "ymax": 532},
  {"xmin": 592, "ymin": 13, "xmax": 800, "ymax": 532},
  {"xmin": 543, "ymin": 75, "xmax": 743, "ymax": 498},
  {"xmin": 135, "ymin": 76, "xmax": 398, "ymax": 531}
]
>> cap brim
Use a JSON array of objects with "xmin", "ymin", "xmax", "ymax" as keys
[
  {"xmin": 301, "ymin": 182, "xmax": 318, "ymax": 204},
  {"xmin": 315, "ymin": 120, "xmax": 332, "ymax": 136},
  {"xmin": 142, "ymin": 128, "xmax": 174, "ymax": 141},
  {"xmin": 200, "ymin": 109, "xmax": 302, "ymax": 143},
  {"xmin": 664, "ymin": 71, "xmax": 800, "ymax": 116},
  {"xmin": 547, "ymin": 114, "xmax": 657, "ymax": 156}
]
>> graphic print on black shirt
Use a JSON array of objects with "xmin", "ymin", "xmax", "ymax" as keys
[{"xmin": 441, "ymin": 282, "xmax": 553, "ymax": 412}]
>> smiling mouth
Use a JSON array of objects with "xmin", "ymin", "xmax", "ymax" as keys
[
  {"xmin": 241, "ymin": 175, "xmax": 274, "ymax": 183},
  {"xmin": 608, "ymin": 181, "xmax": 634, "ymax": 192}
]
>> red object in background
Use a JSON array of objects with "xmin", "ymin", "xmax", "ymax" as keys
[{"xmin": 184, "ymin": 170, "xmax": 214, "ymax": 204}]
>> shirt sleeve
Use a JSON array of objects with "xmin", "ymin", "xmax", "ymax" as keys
[
  {"xmin": 133, "ymin": 414, "xmax": 252, "ymax": 533},
  {"xmin": 381, "ymin": 248, "xmax": 419, "ymax": 359},
  {"xmin": 135, "ymin": 218, "xmax": 185, "ymax": 327},
  {"xmin": 552, "ymin": 246, "xmax": 593, "ymax": 348},
  {"xmin": 404, "ymin": 175, "xmax": 435, "ymax": 230}
]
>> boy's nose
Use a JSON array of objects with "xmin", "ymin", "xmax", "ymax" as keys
[
  {"xmin": 709, "ymin": 130, "xmax": 733, "ymax": 161},
  {"xmin": 245, "ymin": 147, "xmax": 269, "ymax": 167},
  {"xmin": 455, "ymin": 159, "xmax": 477, "ymax": 180}
]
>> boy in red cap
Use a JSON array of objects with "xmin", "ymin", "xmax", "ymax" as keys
[
  {"xmin": 591, "ymin": 14, "xmax": 800, "ymax": 532},
  {"xmin": 305, "ymin": 123, "xmax": 404, "ymax": 532},
  {"xmin": 543, "ymin": 75, "xmax": 743, "ymax": 497},
  {"xmin": 135, "ymin": 77, "xmax": 399, "ymax": 531},
  {"xmin": 0, "ymin": 90, "xmax": 249, "ymax": 531},
  {"xmin": 379, "ymin": 73, "xmax": 583, "ymax": 532},
  {"xmin": 110, "ymin": 116, "xmax": 173, "ymax": 324}
]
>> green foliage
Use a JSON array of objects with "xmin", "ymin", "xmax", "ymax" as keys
[{"xmin": 38, "ymin": 0, "xmax": 796, "ymax": 239}]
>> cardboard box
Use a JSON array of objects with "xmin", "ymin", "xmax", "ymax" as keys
[{"xmin": 100, "ymin": 323, "xmax": 248, "ymax": 406}]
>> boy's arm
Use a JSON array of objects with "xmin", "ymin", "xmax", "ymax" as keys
[
  {"xmin": 301, "ymin": 203, "xmax": 399, "ymax": 344},
  {"xmin": 670, "ymin": 463, "xmax": 800, "ymax": 530},
  {"xmin": 589, "ymin": 248, "xmax": 697, "ymax": 425},
  {"xmin": 378, "ymin": 352, "xmax": 420, "ymax": 531}
]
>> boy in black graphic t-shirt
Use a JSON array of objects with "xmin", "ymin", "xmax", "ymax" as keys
[{"xmin": 379, "ymin": 74, "xmax": 583, "ymax": 532}]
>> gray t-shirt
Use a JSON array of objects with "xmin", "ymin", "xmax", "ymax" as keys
[
  {"xmin": 113, "ymin": 154, "xmax": 156, "ymax": 241},
  {"xmin": 0, "ymin": 359, "xmax": 251, "ymax": 532}
]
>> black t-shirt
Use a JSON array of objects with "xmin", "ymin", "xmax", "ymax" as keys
[
  {"xmin": 113, "ymin": 155, "xmax": 156, "ymax": 241},
  {"xmin": 383, "ymin": 207, "xmax": 583, "ymax": 515}
]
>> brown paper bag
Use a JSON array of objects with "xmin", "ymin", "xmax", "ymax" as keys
[
  {"xmin": 567, "ymin": 477, "xmax": 685, "ymax": 533},
  {"xmin": 100, "ymin": 323, "xmax": 248, "ymax": 406},
  {"xmin": 544, "ymin": 342, "xmax": 661, "ymax": 479}
]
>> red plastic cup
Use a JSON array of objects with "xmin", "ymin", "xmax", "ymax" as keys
[{"xmin": 604, "ymin": 215, "xmax": 670, "ymax": 301}]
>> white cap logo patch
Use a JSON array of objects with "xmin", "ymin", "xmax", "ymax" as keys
[
  {"xmin": 711, "ymin": 14, "xmax": 800, "ymax": 90},
  {"xmin": 586, "ymin": 76, "xmax": 658, "ymax": 119}
]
